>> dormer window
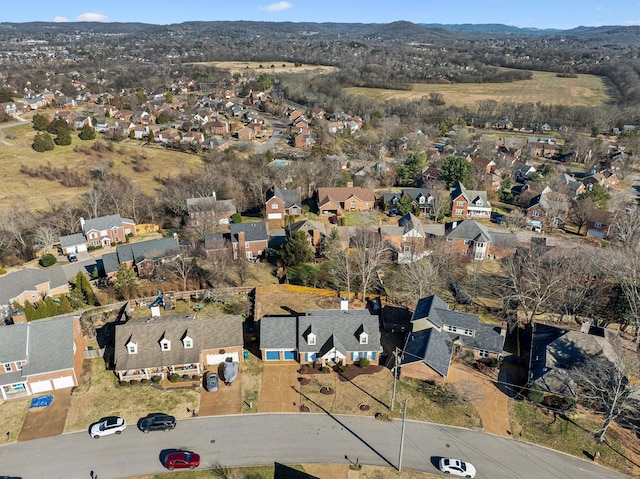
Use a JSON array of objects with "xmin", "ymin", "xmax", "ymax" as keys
[
  {"xmin": 359, "ymin": 332, "xmax": 368, "ymax": 345},
  {"xmin": 160, "ymin": 338, "xmax": 171, "ymax": 351},
  {"xmin": 475, "ymin": 199, "xmax": 483, "ymax": 206},
  {"xmin": 183, "ymin": 336, "xmax": 193, "ymax": 349},
  {"xmin": 126, "ymin": 341, "xmax": 137, "ymax": 354},
  {"xmin": 307, "ymin": 332, "xmax": 316, "ymax": 346}
]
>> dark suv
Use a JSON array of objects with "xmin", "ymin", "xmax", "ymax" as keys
[{"xmin": 138, "ymin": 413, "xmax": 176, "ymax": 433}]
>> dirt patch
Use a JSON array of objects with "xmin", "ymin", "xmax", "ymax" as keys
[{"xmin": 337, "ymin": 365, "xmax": 386, "ymax": 382}]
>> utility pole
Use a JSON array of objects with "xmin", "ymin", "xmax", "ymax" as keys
[
  {"xmin": 398, "ymin": 399, "xmax": 408, "ymax": 472},
  {"xmin": 391, "ymin": 347, "xmax": 400, "ymax": 411}
]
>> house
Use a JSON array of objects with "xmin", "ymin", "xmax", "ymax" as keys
[
  {"xmin": 379, "ymin": 213, "xmax": 429, "ymax": 263},
  {"xmin": 260, "ymin": 308, "xmax": 381, "ymax": 365},
  {"xmin": 528, "ymin": 322, "xmax": 619, "ymax": 397},
  {"xmin": 495, "ymin": 119, "xmax": 513, "ymax": 130},
  {"xmin": 316, "ymin": 184, "xmax": 376, "ymax": 216},
  {"xmin": 81, "ymin": 214, "xmax": 137, "ymax": 249},
  {"xmin": 289, "ymin": 220, "xmax": 326, "ymax": 253},
  {"xmin": 513, "ymin": 163, "xmax": 537, "ymax": 183},
  {"xmin": 103, "ymin": 237, "xmax": 181, "ymax": 279},
  {"xmin": 526, "ymin": 192, "xmax": 568, "ymax": 229},
  {"xmin": 73, "ymin": 116, "xmax": 93, "ymax": 130},
  {"xmin": 231, "ymin": 222, "xmax": 268, "ymax": 260},
  {"xmin": 395, "ymin": 188, "xmax": 435, "ymax": 215},
  {"xmin": 445, "ymin": 220, "xmax": 517, "ymax": 260},
  {"xmin": 0, "ymin": 268, "xmax": 70, "ymax": 320},
  {"xmin": 294, "ymin": 133, "xmax": 315, "ymax": 149},
  {"xmin": 0, "ymin": 315, "xmax": 85, "ymax": 400},
  {"xmin": 265, "ymin": 186, "xmax": 302, "ymax": 220},
  {"xmin": 205, "ymin": 117, "xmax": 229, "ymax": 136},
  {"xmin": 400, "ymin": 295, "xmax": 505, "ymax": 380},
  {"xmin": 473, "ymin": 157, "xmax": 496, "ymax": 176},
  {"xmin": 202, "ymin": 137, "xmax": 229, "ymax": 151},
  {"xmin": 236, "ymin": 126, "xmax": 255, "ymax": 141},
  {"xmin": 449, "ymin": 182, "xmax": 491, "ymax": 219},
  {"xmin": 186, "ymin": 195, "xmax": 237, "ymax": 226},
  {"xmin": 586, "ymin": 209, "xmax": 614, "ymax": 239},
  {"xmin": 114, "ymin": 312, "xmax": 243, "ymax": 382}
]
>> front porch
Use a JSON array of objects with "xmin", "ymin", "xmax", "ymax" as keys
[{"xmin": 117, "ymin": 363, "xmax": 201, "ymax": 381}]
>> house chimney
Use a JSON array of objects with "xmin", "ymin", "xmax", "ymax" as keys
[
  {"xmin": 172, "ymin": 232, "xmax": 179, "ymax": 244},
  {"xmin": 238, "ymin": 231, "xmax": 246, "ymax": 259},
  {"xmin": 79, "ymin": 217, "xmax": 86, "ymax": 232},
  {"xmin": 212, "ymin": 191, "xmax": 217, "ymax": 201},
  {"xmin": 312, "ymin": 229, "xmax": 321, "ymax": 247},
  {"xmin": 340, "ymin": 298, "xmax": 349, "ymax": 311},
  {"xmin": 347, "ymin": 181, "xmax": 354, "ymax": 188}
]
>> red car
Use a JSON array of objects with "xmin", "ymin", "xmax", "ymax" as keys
[{"xmin": 163, "ymin": 450, "xmax": 200, "ymax": 470}]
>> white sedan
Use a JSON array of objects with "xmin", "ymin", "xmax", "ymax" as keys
[
  {"xmin": 89, "ymin": 417, "xmax": 127, "ymax": 438},
  {"xmin": 439, "ymin": 457, "xmax": 476, "ymax": 478}
]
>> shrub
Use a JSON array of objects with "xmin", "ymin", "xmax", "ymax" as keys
[
  {"xmin": 358, "ymin": 357, "xmax": 370, "ymax": 369},
  {"xmin": 140, "ymin": 378, "xmax": 149, "ymax": 385},
  {"xmin": 338, "ymin": 364, "xmax": 348, "ymax": 373},
  {"xmin": 168, "ymin": 373, "xmax": 180, "ymax": 383},
  {"xmin": 181, "ymin": 374, "xmax": 191, "ymax": 381},
  {"xmin": 528, "ymin": 382, "xmax": 544, "ymax": 404},
  {"xmin": 0, "ymin": 268, "xmax": 6, "ymax": 275},
  {"xmin": 191, "ymin": 375, "xmax": 199, "ymax": 381},
  {"xmin": 118, "ymin": 380, "xmax": 129, "ymax": 387},
  {"xmin": 461, "ymin": 350, "xmax": 476, "ymax": 365},
  {"xmin": 39, "ymin": 254, "xmax": 57, "ymax": 267},
  {"xmin": 562, "ymin": 396, "xmax": 577, "ymax": 412},
  {"xmin": 151, "ymin": 375, "xmax": 163, "ymax": 384},
  {"xmin": 321, "ymin": 366, "xmax": 330, "ymax": 373},
  {"xmin": 129, "ymin": 379, "xmax": 139, "ymax": 386},
  {"xmin": 490, "ymin": 357, "xmax": 500, "ymax": 368}
]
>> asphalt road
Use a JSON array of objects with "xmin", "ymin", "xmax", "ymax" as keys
[{"xmin": 0, "ymin": 414, "xmax": 629, "ymax": 479}]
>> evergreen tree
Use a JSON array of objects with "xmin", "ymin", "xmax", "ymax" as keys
[
  {"xmin": 23, "ymin": 301, "xmax": 37, "ymax": 321},
  {"xmin": 75, "ymin": 272, "xmax": 96, "ymax": 306},
  {"xmin": 54, "ymin": 129, "xmax": 72, "ymax": 146},
  {"xmin": 32, "ymin": 132, "xmax": 55, "ymax": 152},
  {"xmin": 68, "ymin": 288, "xmax": 87, "ymax": 309},
  {"xmin": 114, "ymin": 264, "xmax": 138, "ymax": 300},
  {"xmin": 46, "ymin": 118, "xmax": 71, "ymax": 136},
  {"xmin": 79, "ymin": 124, "xmax": 96, "ymax": 140},
  {"xmin": 397, "ymin": 194, "xmax": 414, "ymax": 215},
  {"xmin": 35, "ymin": 299, "xmax": 48, "ymax": 319},
  {"xmin": 44, "ymin": 296, "xmax": 60, "ymax": 317},
  {"xmin": 59, "ymin": 295, "xmax": 73, "ymax": 314},
  {"xmin": 439, "ymin": 155, "xmax": 473, "ymax": 188},
  {"xmin": 397, "ymin": 151, "xmax": 427, "ymax": 186},
  {"xmin": 32, "ymin": 113, "xmax": 49, "ymax": 131},
  {"xmin": 280, "ymin": 231, "xmax": 314, "ymax": 267}
]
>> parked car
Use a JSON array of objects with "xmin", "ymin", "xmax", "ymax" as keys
[
  {"xmin": 67, "ymin": 252, "xmax": 78, "ymax": 262},
  {"xmin": 89, "ymin": 417, "xmax": 126, "ymax": 438},
  {"xmin": 163, "ymin": 450, "xmax": 200, "ymax": 470},
  {"xmin": 139, "ymin": 413, "xmax": 176, "ymax": 433},
  {"xmin": 204, "ymin": 371, "xmax": 219, "ymax": 392},
  {"xmin": 438, "ymin": 458, "xmax": 476, "ymax": 478}
]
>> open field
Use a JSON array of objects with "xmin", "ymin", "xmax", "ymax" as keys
[
  {"xmin": 191, "ymin": 61, "xmax": 337, "ymax": 75},
  {"xmin": 346, "ymin": 71, "xmax": 610, "ymax": 107},
  {"xmin": 0, "ymin": 121, "xmax": 204, "ymax": 211}
]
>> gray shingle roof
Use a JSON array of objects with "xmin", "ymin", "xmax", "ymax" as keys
[
  {"xmin": 446, "ymin": 220, "xmax": 492, "ymax": 243},
  {"xmin": 0, "ymin": 315, "xmax": 77, "ymax": 383},
  {"xmin": 186, "ymin": 197, "xmax": 237, "ymax": 215},
  {"xmin": 0, "ymin": 268, "xmax": 69, "ymax": 305},
  {"xmin": 101, "ymin": 252, "xmax": 120, "ymax": 275},
  {"xmin": 83, "ymin": 214, "xmax": 133, "ymax": 233},
  {"xmin": 230, "ymin": 222, "xmax": 268, "ymax": 243},
  {"xmin": 116, "ymin": 238, "xmax": 180, "ymax": 264},
  {"xmin": 401, "ymin": 328, "xmax": 452, "ymax": 377},
  {"xmin": 59, "ymin": 233, "xmax": 86, "ymax": 249},
  {"xmin": 114, "ymin": 313, "xmax": 243, "ymax": 372},
  {"xmin": 259, "ymin": 316, "xmax": 297, "ymax": 349},
  {"xmin": 266, "ymin": 186, "xmax": 301, "ymax": 208}
]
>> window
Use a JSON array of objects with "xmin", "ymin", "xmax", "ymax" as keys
[
  {"xmin": 445, "ymin": 325, "xmax": 457, "ymax": 333},
  {"xmin": 183, "ymin": 337, "xmax": 193, "ymax": 349},
  {"xmin": 245, "ymin": 251, "xmax": 252, "ymax": 259},
  {"xmin": 595, "ymin": 221, "xmax": 602, "ymax": 228},
  {"xmin": 160, "ymin": 338, "xmax": 171, "ymax": 351},
  {"xmin": 464, "ymin": 329, "xmax": 474, "ymax": 336},
  {"xmin": 478, "ymin": 350, "xmax": 489, "ymax": 358},
  {"xmin": 245, "ymin": 242, "xmax": 249, "ymax": 248},
  {"xmin": 127, "ymin": 342, "xmax": 137, "ymax": 354},
  {"xmin": 360, "ymin": 332, "xmax": 368, "ymax": 345},
  {"xmin": 90, "ymin": 232, "xmax": 97, "ymax": 239},
  {"xmin": 464, "ymin": 240, "xmax": 472, "ymax": 245},
  {"xmin": 350, "ymin": 201, "xmax": 356, "ymax": 209},
  {"xmin": 532, "ymin": 211, "xmax": 541, "ymax": 217},
  {"xmin": 457, "ymin": 201, "xmax": 465, "ymax": 207},
  {"xmin": 271, "ymin": 203, "xmax": 278, "ymax": 209},
  {"xmin": 419, "ymin": 197, "xmax": 425, "ymax": 204},
  {"xmin": 455, "ymin": 209, "xmax": 464, "ymax": 216},
  {"xmin": 307, "ymin": 333, "xmax": 316, "ymax": 346},
  {"xmin": 475, "ymin": 199, "xmax": 483, "ymax": 206},
  {"xmin": 16, "ymin": 361, "xmax": 23, "ymax": 371},
  {"xmin": 3, "ymin": 363, "xmax": 11, "ymax": 373}
]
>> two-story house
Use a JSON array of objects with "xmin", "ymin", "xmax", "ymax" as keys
[
  {"xmin": 449, "ymin": 182, "xmax": 491, "ymax": 219},
  {"xmin": 265, "ymin": 186, "xmax": 302, "ymax": 220},
  {"xmin": 0, "ymin": 315, "xmax": 85, "ymax": 400},
  {"xmin": 400, "ymin": 295, "xmax": 505, "ymax": 380},
  {"xmin": 316, "ymin": 184, "xmax": 376, "ymax": 217},
  {"xmin": 231, "ymin": 222, "xmax": 268, "ymax": 260},
  {"xmin": 260, "ymin": 308, "xmax": 381, "ymax": 365},
  {"xmin": 186, "ymin": 195, "xmax": 237, "ymax": 227},
  {"xmin": 445, "ymin": 220, "xmax": 517, "ymax": 260},
  {"xmin": 379, "ymin": 213, "xmax": 429, "ymax": 263},
  {"xmin": 586, "ymin": 208, "xmax": 614, "ymax": 239},
  {"xmin": 114, "ymin": 311, "xmax": 243, "ymax": 383},
  {"xmin": 81, "ymin": 214, "xmax": 137, "ymax": 249},
  {"xmin": 526, "ymin": 191, "xmax": 568, "ymax": 230}
]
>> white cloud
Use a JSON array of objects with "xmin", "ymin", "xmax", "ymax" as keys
[
  {"xmin": 260, "ymin": 2, "xmax": 293, "ymax": 13},
  {"xmin": 51, "ymin": 16, "xmax": 69, "ymax": 23},
  {"xmin": 76, "ymin": 12, "xmax": 107, "ymax": 22},
  {"xmin": 628, "ymin": 19, "xmax": 640, "ymax": 25}
]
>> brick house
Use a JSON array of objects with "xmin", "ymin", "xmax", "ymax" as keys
[
  {"xmin": 231, "ymin": 222, "xmax": 268, "ymax": 260},
  {"xmin": 316, "ymin": 184, "xmax": 376, "ymax": 216},
  {"xmin": 445, "ymin": 220, "xmax": 517, "ymax": 260},
  {"xmin": 101, "ymin": 236, "xmax": 181, "ymax": 279},
  {"xmin": 379, "ymin": 213, "xmax": 429, "ymax": 263},
  {"xmin": 81, "ymin": 214, "xmax": 137, "ymax": 249},
  {"xmin": 526, "ymin": 192, "xmax": 568, "ymax": 229},
  {"xmin": 0, "ymin": 268, "xmax": 70, "ymax": 321},
  {"xmin": 0, "ymin": 315, "xmax": 85, "ymax": 400},
  {"xmin": 289, "ymin": 220, "xmax": 326, "ymax": 254},
  {"xmin": 400, "ymin": 295, "xmax": 505, "ymax": 380},
  {"xmin": 449, "ymin": 182, "xmax": 491, "ymax": 219},
  {"xmin": 114, "ymin": 312, "xmax": 243, "ymax": 382},
  {"xmin": 294, "ymin": 133, "xmax": 315, "ymax": 149},
  {"xmin": 265, "ymin": 186, "xmax": 302, "ymax": 220},
  {"xmin": 260, "ymin": 308, "xmax": 381, "ymax": 365},
  {"xmin": 586, "ymin": 209, "xmax": 614, "ymax": 239},
  {"xmin": 236, "ymin": 126, "xmax": 255, "ymax": 141}
]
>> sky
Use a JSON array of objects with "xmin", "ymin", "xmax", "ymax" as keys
[{"xmin": 3, "ymin": 1, "xmax": 640, "ymax": 30}]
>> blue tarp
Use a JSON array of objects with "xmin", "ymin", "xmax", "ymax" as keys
[{"xmin": 29, "ymin": 395, "xmax": 53, "ymax": 408}]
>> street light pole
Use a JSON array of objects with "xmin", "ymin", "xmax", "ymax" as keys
[{"xmin": 398, "ymin": 399, "xmax": 408, "ymax": 471}]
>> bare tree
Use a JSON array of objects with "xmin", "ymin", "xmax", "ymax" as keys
[
  {"xmin": 572, "ymin": 354, "xmax": 640, "ymax": 443},
  {"xmin": 505, "ymin": 208, "xmax": 527, "ymax": 229},
  {"xmin": 568, "ymin": 197, "xmax": 593, "ymax": 235},
  {"xmin": 163, "ymin": 250, "xmax": 199, "ymax": 291},
  {"xmin": 393, "ymin": 257, "xmax": 441, "ymax": 304},
  {"xmin": 544, "ymin": 191, "xmax": 570, "ymax": 232},
  {"xmin": 32, "ymin": 225, "xmax": 58, "ymax": 254},
  {"xmin": 350, "ymin": 227, "xmax": 388, "ymax": 300},
  {"xmin": 605, "ymin": 247, "xmax": 640, "ymax": 342},
  {"xmin": 324, "ymin": 227, "xmax": 352, "ymax": 298},
  {"xmin": 611, "ymin": 206, "xmax": 640, "ymax": 245}
]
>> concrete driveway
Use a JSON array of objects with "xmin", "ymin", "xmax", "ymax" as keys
[
  {"xmin": 257, "ymin": 363, "xmax": 299, "ymax": 413},
  {"xmin": 18, "ymin": 389, "xmax": 72, "ymax": 441},
  {"xmin": 198, "ymin": 370, "xmax": 242, "ymax": 416}
]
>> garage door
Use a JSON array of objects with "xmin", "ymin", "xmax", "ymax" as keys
[
  {"xmin": 283, "ymin": 350, "xmax": 298, "ymax": 361},
  {"xmin": 53, "ymin": 376, "xmax": 75, "ymax": 389},
  {"xmin": 30, "ymin": 380, "xmax": 53, "ymax": 393},
  {"xmin": 265, "ymin": 351, "xmax": 280, "ymax": 361},
  {"xmin": 267, "ymin": 213, "xmax": 283, "ymax": 220},
  {"xmin": 206, "ymin": 352, "xmax": 239, "ymax": 366},
  {"xmin": 587, "ymin": 229, "xmax": 604, "ymax": 239}
]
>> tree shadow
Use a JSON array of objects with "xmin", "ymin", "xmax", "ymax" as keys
[{"xmin": 336, "ymin": 369, "xmax": 389, "ymax": 409}]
